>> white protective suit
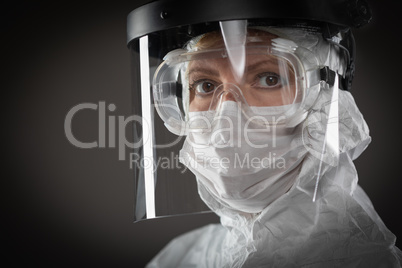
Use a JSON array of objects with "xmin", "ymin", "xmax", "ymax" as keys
[{"xmin": 147, "ymin": 28, "xmax": 402, "ymax": 267}]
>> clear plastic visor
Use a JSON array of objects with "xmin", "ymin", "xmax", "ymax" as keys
[{"xmin": 129, "ymin": 21, "xmax": 334, "ymax": 222}]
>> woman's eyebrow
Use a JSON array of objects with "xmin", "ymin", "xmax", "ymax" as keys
[
  {"xmin": 187, "ymin": 62, "xmax": 274, "ymax": 78},
  {"xmin": 246, "ymin": 58, "xmax": 295, "ymax": 75},
  {"xmin": 188, "ymin": 67, "xmax": 220, "ymax": 78},
  {"xmin": 246, "ymin": 58, "xmax": 279, "ymax": 73},
  {"xmin": 187, "ymin": 57, "xmax": 290, "ymax": 78}
]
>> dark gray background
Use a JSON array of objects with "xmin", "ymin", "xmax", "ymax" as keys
[{"xmin": 3, "ymin": 0, "xmax": 401, "ymax": 267}]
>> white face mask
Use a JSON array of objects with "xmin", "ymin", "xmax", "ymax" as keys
[{"xmin": 180, "ymin": 101, "xmax": 308, "ymax": 213}]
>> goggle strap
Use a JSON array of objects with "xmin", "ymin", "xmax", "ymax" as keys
[{"xmin": 320, "ymin": 66, "xmax": 347, "ymax": 91}]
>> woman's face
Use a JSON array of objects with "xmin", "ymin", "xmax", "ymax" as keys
[{"xmin": 187, "ymin": 31, "xmax": 296, "ymax": 112}]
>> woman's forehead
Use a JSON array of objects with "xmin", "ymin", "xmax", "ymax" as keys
[{"xmin": 195, "ymin": 29, "xmax": 278, "ymax": 50}]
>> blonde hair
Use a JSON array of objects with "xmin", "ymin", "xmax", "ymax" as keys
[{"xmin": 187, "ymin": 29, "xmax": 278, "ymax": 51}]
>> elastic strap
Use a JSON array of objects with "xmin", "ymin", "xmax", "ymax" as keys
[{"xmin": 320, "ymin": 66, "xmax": 347, "ymax": 91}]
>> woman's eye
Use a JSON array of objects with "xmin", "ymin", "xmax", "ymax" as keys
[
  {"xmin": 193, "ymin": 81, "xmax": 217, "ymax": 94},
  {"xmin": 257, "ymin": 73, "xmax": 281, "ymax": 88}
]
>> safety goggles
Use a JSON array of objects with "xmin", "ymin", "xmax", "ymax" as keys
[{"xmin": 153, "ymin": 36, "xmax": 323, "ymax": 135}]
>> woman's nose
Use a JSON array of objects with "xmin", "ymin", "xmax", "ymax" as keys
[
  {"xmin": 214, "ymin": 83, "xmax": 242, "ymax": 103},
  {"xmin": 220, "ymin": 90, "xmax": 237, "ymax": 102}
]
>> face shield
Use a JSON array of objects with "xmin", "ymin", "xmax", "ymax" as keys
[{"xmin": 127, "ymin": 0, "xmax": 371, "ymax": 221}]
